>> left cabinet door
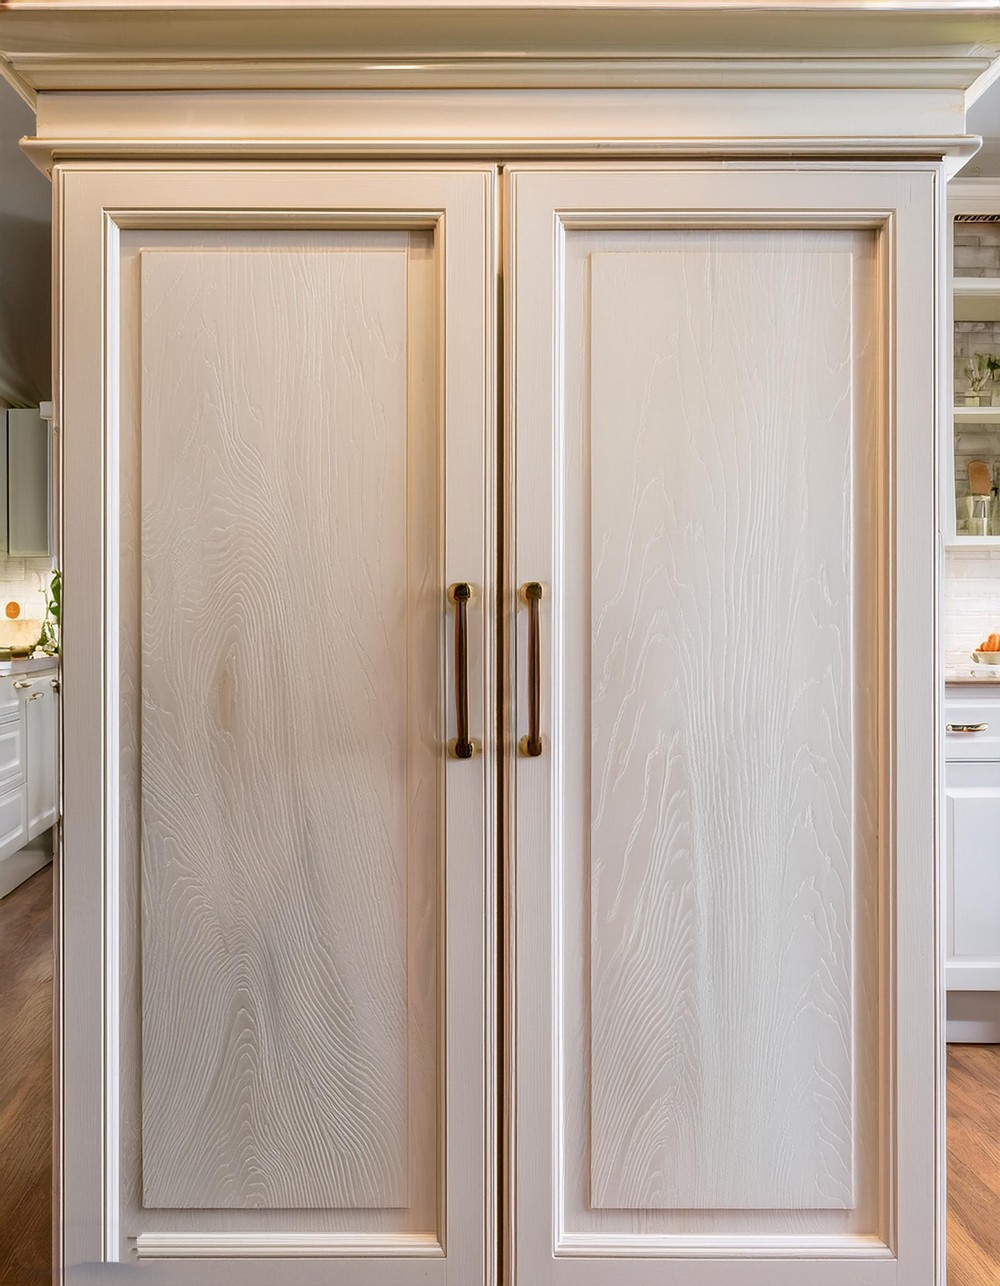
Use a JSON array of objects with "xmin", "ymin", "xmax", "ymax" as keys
[{"xmin": 59, "ymin": 166, "xmax": 498, "ymax": 1286}]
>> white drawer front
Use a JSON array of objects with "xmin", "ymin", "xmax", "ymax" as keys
[
  {"xmin": 0, "ymin": 785, "xmax": 27, "ymax": 862},
  {"xmin": 0, "ymin": 719, "xmax": 25, "ymax": 791},
  {"xmin": 945, "ymin": 697, "xmax": 1000, "ymax": 761},
  {"xmin": 0, "ymin": 676, "xmax": 21, "ymax": 722}
]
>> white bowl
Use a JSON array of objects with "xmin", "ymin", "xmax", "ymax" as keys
[
  {"xmin": 0, "ymin": 619, "xmax": 43, "ymax": 650},
  {"xmin": 971, "ymin": 650, "xmax": 1000, "ymax": 665}
]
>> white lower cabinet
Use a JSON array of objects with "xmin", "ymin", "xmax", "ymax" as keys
[
  {"xmin": 0, "ymin": 779, "xmax": 27, "ymax": 855},
  {"xmin": 945, "ymin": 693, "xmax": 1000, "ymax": 1038},
  {"xmin": 0, "ymin": 670, "xmax": 59, "ymax": 897},
  {"xmin": 0, "ymin": 715, "xmax": 25, "ymax": 794},
  {"xmin": 25, "ymin": 677, "xmax": 58, "ymax": 840}
]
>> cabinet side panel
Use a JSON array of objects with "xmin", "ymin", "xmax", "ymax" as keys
[
  {"xmin": 139, "ymin": 247, "xmax": 411, "ymax": 1210},
  {"xmin": 588, "ymin": 238, "xmax": 867, "ymax": 1212},
  {"xmin": 949, "ymin": 783, "xmax": 1000, "ymax": 960}
]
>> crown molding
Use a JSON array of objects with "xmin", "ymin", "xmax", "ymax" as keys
[
  {"xmin": 0, "ymin": 3, "xmax": 999, "ymax": 96},
  {"xmin": 3, "ymin": 54, "xmax": 998, "ymax": 95},
  {"xmin": 19, "ymin": 133, "xmax": 984, "ymax": 174}
]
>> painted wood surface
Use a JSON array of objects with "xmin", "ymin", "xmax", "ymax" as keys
[
  {"xmin": 946, "ymin": 761, "xmax": 1000, "ymax": 984},
  {"xmin": 25, "ymin": 681, "xmax": 57, "ymax": 840},
  {"xmin": 587, "ymin": 241, "xmax": 858, "ymax": 1211},
  {"xmin": 139, "ymin": 246, "xmax": 413, "ymax": 1209},
  {"xmin": 506, "ymin": 166, "xmax": 941, "ymax": 1286}
]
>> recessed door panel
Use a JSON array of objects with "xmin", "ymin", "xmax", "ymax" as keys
[
  {"xmin": 139, "ymin": 246, "xmax": 411, "ymax": 1209},
  {"xmin": 588, "ymin": 245, "xmax": 858, "ymax": 1212}
]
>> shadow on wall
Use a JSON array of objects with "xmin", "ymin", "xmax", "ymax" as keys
[{"xmin": 0, "ymin": 78, "xmax": 51, "ymax": 407}]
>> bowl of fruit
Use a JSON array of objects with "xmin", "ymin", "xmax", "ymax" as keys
[{"xmin": 972, "ymin": 634, "xmax": 1000, "ymax": 665}]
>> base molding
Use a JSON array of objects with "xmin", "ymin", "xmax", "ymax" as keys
[
  {"xmin": 0, "ymin": 841, "xmax": 51, "ymax": 899},
  {"xmin": 946, "ymin": 990, "xmax": 1000, "ymax": 1044},
  {"xmin": 134, "ymin": 1233, "xmax": 445, "ymax": 1260}
]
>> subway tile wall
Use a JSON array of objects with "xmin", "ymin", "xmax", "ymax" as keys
[
  {"xmin": 0, "ymin": 557, "xmax": 52, "ymax": 623},
  {"xmin": 945, "ymin": 548, "xmax": 1000, "ymax": 671}
]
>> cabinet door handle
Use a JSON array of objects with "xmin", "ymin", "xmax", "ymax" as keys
[
  {"xmin": 27, "ymin": 691, "xmax": 43, "ymax": 702},
  {"xmin": 520, "ymin": 582, "xmax": 544, "ymax": 758},
  {"xmin": 448, "ymin": 583, "xmax": 475, "ymax": 760},
  {"xmin": 946, "ymin": 722, "xmax": 989, "ymax": 733},
  {"xmin": 50, "ymin": 678, "xmax": 59, "ymax": 693},
  {"xmin": 12, "ymin": 680, "xmax": 33, "ymax": 690}
]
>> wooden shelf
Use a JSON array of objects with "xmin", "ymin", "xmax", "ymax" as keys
[
  {"xmin": 945, "ymin": 536, "xmax": 1000, "ymax": 550},
  {"xmin": 954, "ymin": 277, "xmax": 1000, "ymax": 322},
  {"xmin": 954, "ymin": 406, "xmax": 1000, "ymax": 423}
]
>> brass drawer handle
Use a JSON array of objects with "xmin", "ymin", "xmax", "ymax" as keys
[
  {"xmin": 947, "ymin": 722, "xmax": 989, "ymax": 733},
  {"xmin": 12, "ymin": 680, "xmax": 32, "ymax": 690},
  {"xmin": 520, "ymin": 582, "xmax": 543, "ymax": 758},
  {"xmin": 448, "ymin": 583, "xmax": 475, "ymax": 760},
  {"xmin": 27, "ymin": 691, "xmax": 43, "ymax": 702}
]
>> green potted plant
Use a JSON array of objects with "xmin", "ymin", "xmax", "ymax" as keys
[{"xmin": 38, "ymin": 568, "xmax": 60, "ymax": 655}]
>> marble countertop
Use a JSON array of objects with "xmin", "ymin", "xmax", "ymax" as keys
[{"xmin": 946, "ymin": 667, "xmax": 1000, "ymax": 685}]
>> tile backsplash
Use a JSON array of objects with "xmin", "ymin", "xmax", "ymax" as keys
[
  {"xmin": 945, "ymin": 548, "xmax": 1000, "ymax": 670},
  {"xmin": 0, "ymin": 557, "xmax": 52, "ymax": 623}
]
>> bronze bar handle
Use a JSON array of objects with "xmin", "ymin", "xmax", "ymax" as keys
[
  {"xmin": 448, "ymin": 583, "xmax": 474, "ymax": 760},
  {"xmin": 520, "ymin": 582, "xmax": 543, "ymax": 757},
  {"xmin": 947, "ymin": 722, "xmax": 989, "ymax": 733}
]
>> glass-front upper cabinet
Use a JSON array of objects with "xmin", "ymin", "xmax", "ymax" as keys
[{"xmin": 949, "ymin": 180, "xmax": 1000, "ymax": 545}]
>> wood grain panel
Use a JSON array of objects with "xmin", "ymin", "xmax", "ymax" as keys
[
  {"xmin": 139, "ymin": 247, "xmax": 413, "ymax": 1209},
  {"xmin": 588, "ymin": 242, "xmax": 859, "ymax": 1211}
]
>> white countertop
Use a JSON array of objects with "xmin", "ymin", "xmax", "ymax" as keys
[{"xmin": 0, "ymin": 656, "xmax": 59, "ymax": 676}]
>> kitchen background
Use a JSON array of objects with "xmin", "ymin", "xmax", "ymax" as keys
[
  {"xmin": 949, "ymin": 216, "xmax": 1000, "ymax": 676},
  {"xmin": 0, "ymin": 81, "xmax": 54, "ymax": 625}
]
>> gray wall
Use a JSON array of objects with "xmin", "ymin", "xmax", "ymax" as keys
[{"xmin": 0, "ymin": 79, "xmax": 51, "ymax": 407}]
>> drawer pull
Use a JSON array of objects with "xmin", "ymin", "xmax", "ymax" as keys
[
  {"xmin": 26, "ymin": 691, "xmax": 43, "ymax": 702},
  {"xmin": 12, "ymin": 680, "xmax": 33, "ymax": 690},
  {"xmin": 946, "ymin": 722, "xmax": 989, "ymax": 733}
]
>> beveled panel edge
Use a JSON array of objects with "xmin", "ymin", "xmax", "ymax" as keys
[
  {"xmin": 555, "ymin": 1232, "xmax": 894, "ymax": 1258},
  {"xmin": 134, "ymin": 1233, "xmax": 445, "ymax": 1259}
]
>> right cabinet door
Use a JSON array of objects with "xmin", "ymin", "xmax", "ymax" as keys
[{"xmin": 507, "ymin": 165, "xmax": 939, "ymax": 1286}]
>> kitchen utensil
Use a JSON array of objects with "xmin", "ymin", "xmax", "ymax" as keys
[{"xmin": 969, "ymin": 458, "xmax": 992, "ymax": 496}]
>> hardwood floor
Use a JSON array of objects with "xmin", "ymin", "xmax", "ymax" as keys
[
  {"xmin": 0, "ymin": 866, "xmax": 52, "ymax": 1286},
  {"xmin": 949, "ymin": 1043, "xmax": 1000, "ymax": 1286},
  {"xmin": 0, "ymin": 870, "xmax": 998, "ymax": 1283}
]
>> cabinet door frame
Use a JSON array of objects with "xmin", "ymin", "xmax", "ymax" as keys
[
  {"xmin": 505, "ymin": 162, "xmax": 942, "ymax": 1286},
  {"xmin": 57, "ymin": 163, "xmax": 499, "ymax": 1286}
]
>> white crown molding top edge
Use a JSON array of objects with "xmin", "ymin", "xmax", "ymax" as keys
[
  {"xmin": 0, "ymin": 2, "xmax": 998, "ymax": 96},
  {"xmin": 17, "ymin": 134, "xmax": 984, "ymax": 176}
]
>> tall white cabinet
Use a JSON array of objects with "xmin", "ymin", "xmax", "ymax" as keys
[{"xmin": 1, "ymin": 5, "xmax": 997, "ymax": 1286}]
